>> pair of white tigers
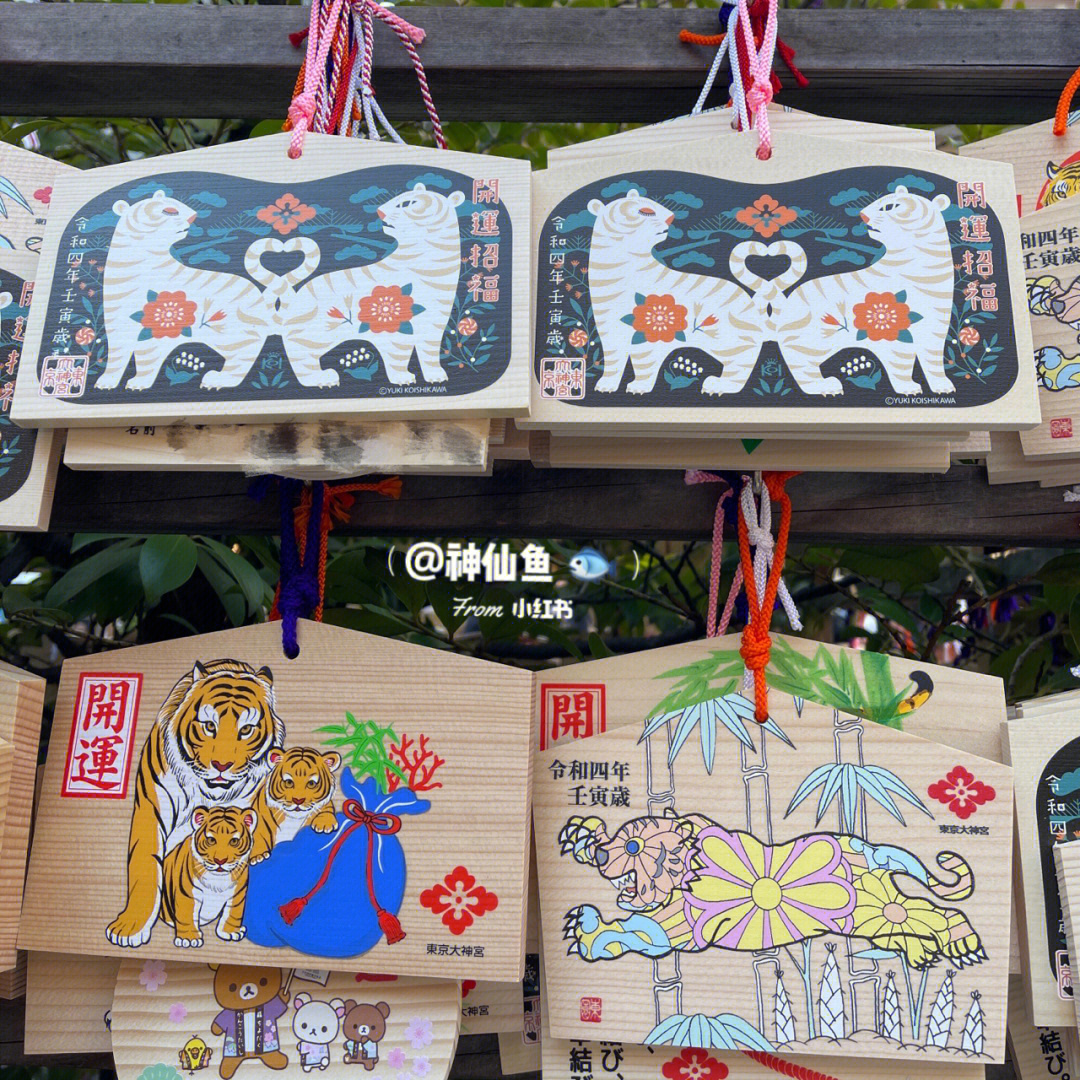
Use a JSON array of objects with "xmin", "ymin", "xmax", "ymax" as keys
[
  {"xmin": 588, "ymin": 187, "xmax": 958, "ymax": 397},
  {"xmin": 105, "ymin": 660, "xmax": 341, "ymax": 950},
  {"xmin": 97, "ymin": 184, "xmax": 464, "ymax": 392}
]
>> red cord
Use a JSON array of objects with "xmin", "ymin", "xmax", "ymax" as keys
[
  {"xmin": 738, "ymin": 471, "xmax": 798, "ymax": 722},
  {"xmin": 279, "ymin": 799, "xmax": 405, "ymax": 943},
  {"xmin": 1055, "ymin": 64, "xmax": 1080, "ymax": 136},
  {"xmin": 742, "ymin": 1051, "xmax": 840, "ymax": 1080}
]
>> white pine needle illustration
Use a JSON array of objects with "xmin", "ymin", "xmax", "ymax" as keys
[
  {"xmin": 880, "ymin": 971, "xmax": 902, "ymax": 1042},
  {"xmin": 775, "ymin": 969, "xmax": 796, "ymax": 1046},
  {"xmin": 819, "ymin": 944, "xmax": 846, "ymax": 1040},
  {"xmin": 925, "ymin": 970, "xmax": 955, "ymax": 1049},
  {"xmin": 961, "ymin": 992, "xmax": 985, "ymax": 1056}
]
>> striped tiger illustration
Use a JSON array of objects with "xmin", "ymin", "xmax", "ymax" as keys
[
  {"xmin": 771, "ymin": 187, "xmax": 957, "ymax": 397},
  {"xmin": 560, "ymin": 810, "xmax": 984, "ymax": 971},
  {"xmin": 588, "ymin": 191, "xmax": 804, "ymax": 396},
  {"xmin": 105, "ymin": 659, "xmax": 284, "ymax": 949},
  {"xmin": 279, "ymin": 183, "xmax": 465, "ymax": 388},
  {"xmin": 1039, "ymin": 153, "xmax": 1080, "ymax": 210},
  {"xmin": 160, "ymin": 805, "xmax": 258, "ymax": 948},
  {"xmin": 199, "ymin": 236, "xmax": 330, "ymax": 390},
  {"xmin": 249, "ymin": 745, "xmax": 342, "ymax": 864},
  {"xmin": 96, "ymin": 190, "xmax": 270, "ymax": 392}
]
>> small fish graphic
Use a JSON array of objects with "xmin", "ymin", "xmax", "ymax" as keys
[{"xmin": 568, "ymin": 547, "xmax": 615, "ymax": 581}]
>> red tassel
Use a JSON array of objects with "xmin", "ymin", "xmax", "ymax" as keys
[
  {"xmin": 279, "ymin": 896, "xmax": 308, "ymax": 925},
  {"xmin": 289, "ymin": 28, "xmax": 310, "ymax": 47},
  {"xmin": 378, "ymin": 909, "xmax": 406, "ymax": 944}
]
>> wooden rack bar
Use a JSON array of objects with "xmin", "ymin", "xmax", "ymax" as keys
[
  {"xmin": 1, "ymin": 7, "xmax": 1080, "ymax": 124},
  {"xmin": 40, "ymin": 463, "xmax": 1079, "ymax": 545}
]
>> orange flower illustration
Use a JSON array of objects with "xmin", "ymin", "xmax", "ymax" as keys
[
  {"xmin": 419, "ymin": 866, "xmax": 498, "ymax": 935},
  {"xmin": 74, "ymin": 326, "xmax": 95, "ymax": 347},
  {"xmin": 358, "ymin": 285, "xmax": 415, "ymax": 334},
  {"xmin": 632, "ymin": 294, "xmax": 687, "ymax": 343},
  {"xmin": 140, "ymin": 291, "xmax": 197, "ymax": 339},
  {"xmin": 457, "ymin": 317, "xmax": 478, "ymax": 337},
  {"xmin": 256, "ymin": 193, "xmax": 316, "ymax": 235},
  {"xmin": 852, "ymin": 292, "xmax": 912, "ymax": 342},
  {"xmin": 661, "ymin": 1048, "xmax": 728, "ymax": 1080},
  {"xmin": 735, "ymin": 195, "xmax": 798, "ymax": 238},
  {"xmin": 568, "ymin": 328, "xmax": 589, "ymax": 349}
]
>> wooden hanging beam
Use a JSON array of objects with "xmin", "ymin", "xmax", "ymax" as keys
[
  {"xmin": 1, "ymin": 6, "xmax": 1079, "ymax": 124},
  {"xmin": 43, "ymin": 463, "xmax": 1080, "ymax": 546}
]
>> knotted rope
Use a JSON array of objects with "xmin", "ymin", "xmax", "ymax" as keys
[
  {"xmin": 286, "ymin": 0, "xmax": 444, "ymax": 156},
  {"xmin": 741, "ymin": 1052, "xmax": 839, "ymax": 1080},
  {"xmin": 263, "ymin": 476, "xmax": 402, "ymax": 657},
  {"xmin": 279, "ymin": 798, "xmax": 405, "ymax": 943},
  {"xmin": 684, "ymin": 470, "xmax": 740, "ymax": 638},
  {"xmin": 1055, "ymin": 64, "xmax": 1080, "ymax": 136},
  {"xmin": 737, "ymin": 0, "xmax": 778, "ymax": 158},
  {"xmin": 737, "ymin": 471, "xmax": 800, "ymax": 721}
]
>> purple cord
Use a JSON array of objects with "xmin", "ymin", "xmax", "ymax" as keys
[{"xmin": 277, "ymin": 478, "xmax": 326, "ymax": 658}]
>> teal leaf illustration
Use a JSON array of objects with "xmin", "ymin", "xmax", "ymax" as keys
[
  {"xmin": 130, "ymin": 311, "xmax": 144, "ymax": 323},
  {"xmin": 908, "ymin": 311, "xmax": 923, "ymax": 323},
  {"xmin": 399, "ymin": 321, "xmax": 414, "ymax": 335},
  {"xmin": 621, "ymin": 313, "xmax": 636, "ymax": 326},
  {"xmin": 181, "ymin": 326, "xmax": 192, "ymax": 338},
  {"xmin": 897, "ymin": 329, "xmax": 914, "ymax": 344},
  {"xmin": 411, "ymin": 303, "xmax": 425, "ymax": 316},
  {"xmin": 634, "ymin": 292, "xmax": 646, "ymax": 306},
  {"xmin": 856, "ymin": 329, "xmax": 868, "ymax": 341},
  {"xmin": 631, "ymin": 331, "xmax": 646, "ymax": 345},
  {"xmin": 146, "ymin": 290, "xmax": 158, "ymax": 302},
  {"xmin": 401, "ymin": 282, "xmax": 413, "ymax": 295},
  {"xmin": 895, "ymin": 290, "xmax": 907, "ymax": 303},
  {"xmin": 674, "ymin": 331, "xmax": 686, "ymax": 342},
  {"xmin": 137, "ymin": 328, "xmax": 153, "ymax": 341}
]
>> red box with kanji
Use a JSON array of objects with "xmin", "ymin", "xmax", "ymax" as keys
[{"xmin": 61, "ymin": 673, "xmax": 142, "ymax": 798}]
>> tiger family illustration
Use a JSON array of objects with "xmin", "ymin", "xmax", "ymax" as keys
[
  {"xmin": 106, "ymin": 660, "xmax": 341, "ymax": 949},
  {"xmin": 559, "ymin": 811, "xmax": 985, "ymax": 971},
  {"xmin": 94, "ymin": 184, "xmax": 465, "ymax": 393},
  {"xmin": 585, "ymin": 187, "xmax": 960, "ymax": 398}
]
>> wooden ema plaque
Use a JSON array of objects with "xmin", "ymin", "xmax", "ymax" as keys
[
  {"xmin": 958, "ymin": 113, "xmax": 1080, "ymax": 219},
  {"xmin": 24, "ymin": 951, "xmax": 117, "ymax": 1054},
  {"xmin": 12, "ymin": 134, "xmax": 530, "ymax": 428},
  {"xmin": 1006, "ymin": 975, "xmax": 1080, "ymax": 1080},
  {"xmin": 19, "ymin": 620, "xmax": 533, "ymax": 980},
  {"xmin": 63, "ymin": 419, "xmax": 493, "ymax": 479},
  {"xmin": 1053, "ymin": 839, "xmax": 1080, "ymax": 1033},
  {"xmin": 532, "ymin": 637, "xmax": 1012, "ymax": 1064},
  {"xmin": 0, "ymin": 660, "xmax": 45, "ymax": 970},
  {"xmin": 0, "ymin": 252, "xmax": 61, "ymax": 530},
  {"xmin": 546, "ymin": 105, "xmax": 936, "ymax": 168},
  {"xmin": 111, "ymin": 961, "xmax": 460, "ymax": 1080},
  {"xmin": 1011, "ymin": 202, "xmax": 1080, "ymax": 459},
  {"xmin": 1003, "ymin": 709, "xmax": 1080, "ymax": 1027},
  {"xmin": 0, "ymin": 142, "xmax": 78, "ymax": 256},
  {"xmin": 527, "ymin": 134, "xmax": 1037, "ymax": 435}
]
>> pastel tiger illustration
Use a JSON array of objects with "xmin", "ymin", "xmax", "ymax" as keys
[
  {"xmin": 105, "ymin": 659, "xmax": 284, "ymax": 949},
  {"xmin": 1038, "ymin": 153, "xmax": 1080, "ymax": 210},
  {"xmin": 559, "ymin": 810, "xmax": 985, "ymax": 972},
  {"xmin": 770, "ymin": 187, "xmax": 957, "ymax": 398},
  {"xmin": 96, "ymin": 190, "xmax": 270, "ymax": 392},
  {"xmin": 1028, "ymin": 273, "xmax": 1080, "ymax": 334},
  {"xmin": 1035, "ymin": 346, "xmax": 1080, "ymax": 391},
  {"xmin": 160, "ymin": 804, "xmax": 258, "ymax": 948},
  {"xmin": 199, "ymin": 236, "xmax": 332, "ymax": 391},
  {"xmin": 249, "ymin": 745, "xmax": 342, "ymax": 864},
  {"xmin": 587, "ymin": 190, "xmax": 801, "ymax": 396},
  {"xmin": 288, "ymin": 183, "xmax": 465, "ymax": 387}
]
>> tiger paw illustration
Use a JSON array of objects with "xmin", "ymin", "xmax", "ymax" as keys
[{"xmin": 106, "ymin": 909, "xmax": 156, "ymax": 949}]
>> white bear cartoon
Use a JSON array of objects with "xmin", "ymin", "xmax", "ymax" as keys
[{"xmin": 293, "ymin": 993, "xmax": 346, "ymax": 1073}]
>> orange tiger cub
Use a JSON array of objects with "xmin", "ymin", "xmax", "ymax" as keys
[
  {"xmin": 160, "ymin": 805, "xmax": 258, "ymax": 948},
  {"xmin": 250, "ymin": 747, "xmax": 342, "ymax": 864}
]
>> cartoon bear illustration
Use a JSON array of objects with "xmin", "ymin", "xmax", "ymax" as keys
[
  {"xmin": 293, "ymin": 993, "xmax": 346, "ymax": 1073},
  {"xmin": 210, "ymin": 964, "xmax": 290, "ymax": 1079},
  {"xmin": 341, "ymin": 1000, "xmax": 390, "ymax": 1070}
]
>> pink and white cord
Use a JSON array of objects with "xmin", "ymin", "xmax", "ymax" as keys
[
  {"xmin": 288, "ymin": 0, "xmax": 445, "ymax": 158},
  {"xmin": 736, "ymin": 0, "xmax": 779, "ymax": 159}
]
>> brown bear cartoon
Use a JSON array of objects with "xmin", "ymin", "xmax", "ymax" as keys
[
  {"xmin": 341, "ymin": 1000, "xmax": 390, "ymax": 1070},
  {"xmin": 210, "ymin": 965, "xmax": 290, "ymax": 1079}
]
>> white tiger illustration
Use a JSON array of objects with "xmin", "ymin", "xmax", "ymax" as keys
[
  {"xmin": 768, "ymin": 187, "xmax": 957, "ymax": 398},
  {"xmin": 97, "ymin": 190, "xmax": 269, "ymax": 392},
  {"xmin": 587, "ymin": 191, "xmax": 806, "ymax": 395},
  {"xmin": 287, "ymin": 183, "xmax": 466, "ymax": 387},
  {"xmin": 200, "ymin": 236, "xmax": 330, "ymax": 390}
]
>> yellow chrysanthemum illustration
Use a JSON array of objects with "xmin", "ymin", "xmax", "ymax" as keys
[
  {"xmin": 851, "ymin": 871, "xmax": 949, "ymax": 969},
  {"xmin": 685, "ymin": 827, "xmax": 856, "ymax": 951}
]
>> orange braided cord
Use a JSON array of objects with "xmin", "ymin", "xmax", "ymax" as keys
[
  {"xmin": 1056, "ymin": 64, "xmax": 1080, "ymax": 137},
  {"xmin": 679, "ymin": 29, "xmax": 726, "ymax": 46},
  {"xmin": 738, "ymin": 471, "xmax": 799, "ymax": 722}
]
